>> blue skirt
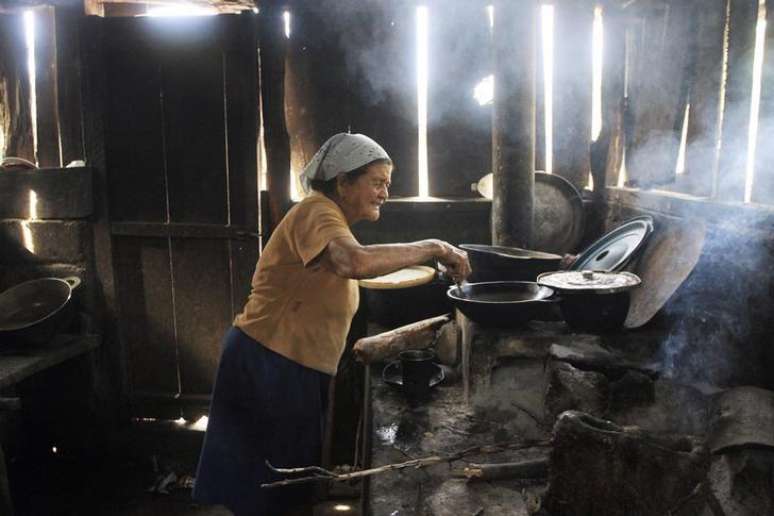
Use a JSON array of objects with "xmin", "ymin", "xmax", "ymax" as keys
[{"xmin": 193, "ymin": 327, "xmax": 331, "ymax": 516}]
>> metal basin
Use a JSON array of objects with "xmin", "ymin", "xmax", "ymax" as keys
[{"xmin": 0, "ymin": 276, "xmax": 81, "ymax": 345}]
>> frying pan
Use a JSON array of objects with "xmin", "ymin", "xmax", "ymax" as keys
[
  {"xmin": 0, "ymin": 276, "xmax": 81, "ymax": 345},
  {"xmin": 447, "ymin": 281, "xmax": 556, "ymax": 327}
]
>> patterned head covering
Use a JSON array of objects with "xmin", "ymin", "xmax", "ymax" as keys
[{"xmin": 300, "ymin": 133, "xmax": 391, "ymax": 193}]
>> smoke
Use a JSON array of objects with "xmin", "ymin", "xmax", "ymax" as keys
[
  {"xmin": 656, "ymin": 218, "xmax": 772, "ymax": 388},
  {"xmin": 302, "ymin": 0, "xmax": 493, "ymax": 125}
]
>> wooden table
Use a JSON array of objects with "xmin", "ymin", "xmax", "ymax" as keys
[{"xmin": 0, "ymin": 333, "xmax": 101, "ymax": 516}]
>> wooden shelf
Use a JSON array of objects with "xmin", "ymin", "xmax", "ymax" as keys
[{"xmin": 0, "ymin": 334, "xmax": 101, "ymax": 390}]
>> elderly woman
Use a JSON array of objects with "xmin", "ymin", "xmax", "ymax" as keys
[{"xmin": 193, "ymin": 133, "xmax": 470, "ymax": 516}]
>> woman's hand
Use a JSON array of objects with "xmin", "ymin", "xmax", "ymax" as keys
[{"xmin": 432, "ymin": 240, "xmax": 471, "ymax": 284}]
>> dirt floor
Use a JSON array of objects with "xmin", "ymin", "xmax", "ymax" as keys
[{"xmin": 5, "ymin": 421, "xmax": 359, "ymax": 516}]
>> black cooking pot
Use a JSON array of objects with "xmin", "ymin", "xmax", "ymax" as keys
[
  {"xmin": 0, "ymin": 276, "xmax": 81, "ymax": 345},
  {"xmin": 362, "ymin": 276, "xmax": 453, "ymax": 328},
  {"xmin": 460, "ymin": 244, "xmax": 562, "ymax": 283},
  {"xmin": 537, "ymin": 271, "xmax": 641, "ymax": 333},
  {"xmin": 447, "ymin": 281, "xmax": 556, "ymax": 328},
  {"xmin": 556, "ymin": 291, "xmax": 632, "ymax": 333}
]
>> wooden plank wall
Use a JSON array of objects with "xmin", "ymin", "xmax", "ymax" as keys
[
  {"xmin": 426, "ymin": 0, "xmax": 491, "ymax": 198},
  {"xmin": 55, "ymin": 5, "xmax": 85, "ymax": 165},
  {"xmin": 599, "ymin": 7, "xmax": 626, "ymax": 189},
  {"xmin": 345, "ymin": 1, "xmax": 418, "ymax": 198},
  {"xmin": 552, "ymin": 0, "xmax": 593, "ymax": 192},
  {"xmin": 625, "ymin": 1, "xmax": 693, "ymax": 189},
  {"xmin": 33, "ymin": 6, "xmax": 61, "ymax": 167},
  {"xmin": 0, "ymin": 12, "xmax": 34, "ymax": 161},
  {"xmin": 683, "ymin": 0, "xmax": 727, "ymax": 197},
  {"xmin": 104, "ymin": 21, "xmax": 167, "ymax": 223},
  {"xmin": 716, "ymin": 0, "xmax": 758, "ymax": 201},
  {"xmin": 284, "ymin": 5, "xmax": 352, "ymax": 194},
  {"xmin": 753, "ymin": 0, "xmax": 774, "ymax": 204},
  {"xmin": 103, "ymin": 15, "xmax": 259, "ymax": 418},
  {"xmin": 260, "ymin": 8, "xmax": 292, "ymax": 226}
]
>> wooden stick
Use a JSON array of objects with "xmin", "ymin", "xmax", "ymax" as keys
[
  {"xmin": 353, "ymin": 314, "xmax": 452, "ymax": 365},
  {"xmin": 261, "ymin": 439, "xmax": 551, "ymax": 489},
  {"xmin": 455, "ymin": 458, "xmax": 549, "ymax": 481}
]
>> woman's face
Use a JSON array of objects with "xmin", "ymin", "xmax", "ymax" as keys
[{"xmin": 337, "ymin": 162, "xmax": 392, "ymax": 223}]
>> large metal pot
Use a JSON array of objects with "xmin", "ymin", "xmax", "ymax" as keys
[
  {"xmin": 447, "ymin": 281, "xmax": 556, "ymax": 328},
  {"xmin": 0, "ymin": 276, "xmax": 81, "ymax": 345},
  {"xmin": 537, "ymin": 271, "xmax": 641, "ymax": 333},
  {"xmin": 460, "ymin": 244, "xmax": 562, "ymax": 283}
]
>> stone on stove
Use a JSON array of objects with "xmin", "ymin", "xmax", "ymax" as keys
[
  {"xmin": 544, "ymin": 361, "xmax": 609, "ymax": 423},
  {"xmin": 708, "ymin": 449, "xmax": 774, "ymax": 515},
  {"xmin": 544, "ymin": 410, "xmax": 709, "ymax": 516},
  {"xmin": 709, "ymin": 386, "xmax": 774, "ymax": 453},
  {"xmin": 609, "ymin": 369, "xmax": 655, "ymax": 409}
]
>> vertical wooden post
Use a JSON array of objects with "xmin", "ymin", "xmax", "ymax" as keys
[
  {"xmin": 259, "ymin": 8, "xmax": 291, "ymax": 231},
  {"xmin": 600, "ymin": 7, "xmax": 627, "ymax": 190},
  {"xmin": 491, "ymin": 0, "xmax": 536, "ymax": 249},
  {"xmin": 0, "ymin": 12, "xmax": 34, "ymax": 161},
  {"xmin": 752, "ymin": 0, "xmax": 774, "ymax": 204},
  {"xmin": 553, "ymin": 0, "xmax": 594, "ymax": 192},
  {"xmin": 55, "ymin": 4, "xmax": 85, "ymax": 165},
  {"xmin": 684, "ymin": 0, "xmax": 727, "ymax": 197},
  {"xmin": 80, "ymin": 15, "xmax": 129, "ymax": 424},
  {"xmin": 34, "ymin": 6, "xmax": 62, "ymax": 167}
]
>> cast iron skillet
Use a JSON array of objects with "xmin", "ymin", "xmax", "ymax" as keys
[{"xmin": 447, "ymin": 281, "xmax": 556, "ymax": 328}]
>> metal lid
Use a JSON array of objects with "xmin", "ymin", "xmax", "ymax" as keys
[
  {"xmin": 537, "ymin": 270, "xmax": 641, "ymax": 294},
  {"xmin": 358, "ymin": 265, "xmax": 436, "ymax": 290},
  {"xmin": 570, "ymin": 216, "xmax": 654, "ymax": 272}
]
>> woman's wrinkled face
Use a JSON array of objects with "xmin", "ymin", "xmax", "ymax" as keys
[{"xmin": 338, "ymin": 162, "xmax": 392, "ymax": 224}]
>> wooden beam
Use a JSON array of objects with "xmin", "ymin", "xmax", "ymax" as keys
[
  {"xmin": 491, "ymin": 0, "xmax": 536, "ymax": 248},
  {"xmin": 111, "ymin": 221, "xmax": 259, "ymax": 239}
]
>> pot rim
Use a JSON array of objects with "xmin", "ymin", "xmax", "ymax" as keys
[
  {"xmin": 537, "ymin": 271, "xmax": 641, "ymax": 294},
  {"xmin": 447, "ymin": 281, "xmax": 556, "ymax": 305},
  {"xmin": 459, "ymin": 243, "xmax": 562, "ymax": 261}
]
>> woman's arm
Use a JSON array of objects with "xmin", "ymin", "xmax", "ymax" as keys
[{"xmin": 318, "ymin": 235, "xmax": 471, "ymax": 283}]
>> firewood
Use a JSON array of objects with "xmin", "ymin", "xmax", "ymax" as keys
[
  {"xmin": 353, "ymin": 314, "xmax": 452, "ymax": 364},
  {"xmin": 455, "ymin": 458, "xmax": 549, "ymax": 481}
]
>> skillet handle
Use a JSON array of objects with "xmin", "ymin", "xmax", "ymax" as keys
[{"xmin": 63, "ymin": 276, "xmax": 82, "ymax": 291}]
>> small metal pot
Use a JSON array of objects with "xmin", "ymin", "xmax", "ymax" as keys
[{"xmin": 0, "ymin": 276, "xmax": 82, "ymax": 345}]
